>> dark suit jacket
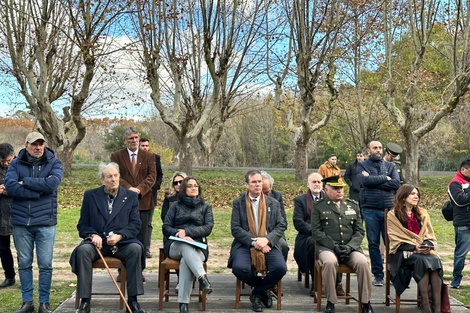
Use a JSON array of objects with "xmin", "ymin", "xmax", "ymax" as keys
[
  {"xmin": 151, "ymin": 154, "xmax": 163, "ymax": 206},
  {"xmin": 293, "ymin": 191, "xmax": 324, "ymax": 252},
  {"xmin": 227, "ymin": 193, "xmax": 286, "ymax": 268},
  {"xmin": 111, "ymin": 148, "xmax": 156, "ymax": 210},
  {"xmin": 269, "ymin": 189, "xmax": 286, "ymax": 227},
  {"xmin": 69, "ymin": 186, "xmax": 144, "ymax": 273}
]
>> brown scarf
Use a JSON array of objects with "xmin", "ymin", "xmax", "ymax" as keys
[
  {"xmin": 246, "ymin": 192, "xmax": 267, "ymax": 274},
  {"xmin": 387, "ymin": 209, "xmax": 438, "ymax": 255}
]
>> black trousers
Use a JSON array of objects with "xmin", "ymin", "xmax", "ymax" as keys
[
  {"xmin": 0, "ymin": 235, "xmax": 15, "ymax": 278},
  {"xmin": 231, "ymin": 247, "xmax": 287, "ymax": 296},
  {"xmin": 73, "ymin": 242, "xmax": 144, "ymax": 298}
]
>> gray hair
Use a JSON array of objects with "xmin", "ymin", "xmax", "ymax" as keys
[
  {"xmin": 98, "ymin": 162, "xmax": 120, "ymax": 179},
  {"xmin": 260, "ymin": 170, "xmax": 274, "ymax": 187},
  {"xmin": 122, "ymin": 127, "xmax": 139, "ymax": 141}
]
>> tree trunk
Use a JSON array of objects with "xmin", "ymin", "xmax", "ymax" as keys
[
  {"xmin": 56, "ymin": 145, "xmax": 74, "ymax": 175},
  {"xmin": 178, "ymin": 138, "xmax": 193, "ymax": 176},
  {"xmin": 403, "ymin": 135, "xmax": 420, "ymax": 185},
  {"xmin": 294, "ymin": 140, "xmax": 308, "ymax": 182}
]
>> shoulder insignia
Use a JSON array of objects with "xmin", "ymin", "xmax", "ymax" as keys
[{"xmin": 346, "ymin": 198, "xmax": 358, "ymax": 205}]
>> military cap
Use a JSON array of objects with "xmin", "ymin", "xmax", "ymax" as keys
[
  {"xmin": 386, "ymin": 142, "xmax": 403, "ymax": 157},
  {"xmin": 322, "ymin": 175, "xmax": 347, "ymax": 187}
]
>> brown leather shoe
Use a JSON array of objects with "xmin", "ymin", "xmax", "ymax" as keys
[{"xmin": 336, "ymin": 283, "xmax": 345, "ymax": 296}]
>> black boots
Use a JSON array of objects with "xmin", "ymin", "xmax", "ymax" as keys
[
  {"xmin": 14, "ymin": 302, "xmax": 34, "ymax": 313},
  {"xmin": 38, "ymin": 303, "xmax": 52, "ymax": 313},
  {"xmin": 198, "ymin": 274, "xmax": 213, "ymax": 294},
  {"xmin": 179, "ymin": 303, "xmax": 189, "ymax": 313},
  {"xmin": 0, "ymin": 277, "xmax": 15, "ymax": 288},
  {"xmin": 362, "ymin": 302, "xmax": 374, "ymax": 313}
]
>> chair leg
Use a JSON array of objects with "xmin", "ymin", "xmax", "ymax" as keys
[
  {"xmin": 345, "ymin": 273, "xmax": 350, "ymax": 305},
  {"xmin": 396, "ymin": 294, "xmax": 400, "ymax": 313},
  {"xmin": 304, "ymin": 269, "xmax": 310, "ymax": 289},
  {"xmin": 119, "ymin": 266, "xmax": 126, "ymax": 310},
  {"xmin": 316, "ymin": 265, "xmax": 322, "ymax": 312},
  {"xmin": 298, "ymin": 267, "xmax": 302, "ymax": 281},
  {"xmin": 75, "ymin": 287, "xmax": 79, "ymax": 309},
  {"xmin": 235, "ymin": 278, "xmax": 241, "ymax": 309},
  {"xmin": 276, "ymin": 280, "xmax": 282, "ymax": 310},
  {"xmin": 158, "ymin": 266, "xmax": 165, "ymax": 310}
]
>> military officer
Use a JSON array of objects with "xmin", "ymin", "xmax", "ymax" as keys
[
  {"xmin": 311, "ymin": 175, "xmax": 374, "ymax": 313},
  {"xmin": 384, "ymin": 142, "xmax": 404, "ymax": 184}
]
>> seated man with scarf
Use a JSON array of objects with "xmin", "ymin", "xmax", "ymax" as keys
[{"xmin": 228, "ymin": 170, "xmax": 287, "ymax": 313}]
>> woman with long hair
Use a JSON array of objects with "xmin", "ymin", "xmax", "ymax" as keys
[
  {"xmin": 162, "ymin": 176, "xmax": 214, "ymax": 313},
  {"xmin": 387, "ymin": 184, "xmax": 443, "ymax": 313},
  {"xmin": 161, "ymin": 172, "xmax": 187, "ymax": 222}
]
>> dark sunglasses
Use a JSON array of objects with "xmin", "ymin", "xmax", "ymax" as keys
[{"xmin": 173, "ymin": 180, "xmax": 183, "ymax": 186}]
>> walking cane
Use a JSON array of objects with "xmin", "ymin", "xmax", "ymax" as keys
[{"xmin": 95, "ymin": 246, "xmax": 132, "ymax": 312}]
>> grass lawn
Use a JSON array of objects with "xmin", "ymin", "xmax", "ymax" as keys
[{"xmin": 1, "ymin": 168, "xmax": 469, "ymax": 311}]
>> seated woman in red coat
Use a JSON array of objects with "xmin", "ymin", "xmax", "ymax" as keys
[{"xmin": 387, "ymin": 184, "xmax": 443, "ymax": 313}]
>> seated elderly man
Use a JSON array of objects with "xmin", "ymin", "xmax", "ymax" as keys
[
  {"xmin": 69, "ymin": 162, "xmax": 146, "ymax": 313},
  {"xmin": 311, "ymin": 175, "xmax": 373, "ymax": 313}
]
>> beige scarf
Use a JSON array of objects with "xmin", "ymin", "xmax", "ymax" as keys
[
  {"xmin": 387, "ymin": 209, "xmax": 438, "ymax": 255},
  {"xmin": 246, "ymin": 192, "xmax": 267, "ymax": 274}
]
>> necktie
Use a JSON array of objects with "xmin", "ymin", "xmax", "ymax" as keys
[
  {"xmin": 251, "ymin": 198, "xmax": 257, "ymax": 203},
  {"xmin": 131, "ymin": 153, "xmax": 136, "ymax": 174}
]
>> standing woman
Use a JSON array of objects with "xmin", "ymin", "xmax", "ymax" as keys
[
  {"xmin": 387, "ymin": 184, "xmax": 443, "ymax": 313},
  {"xmin": 161, "ymin": 172, "xmax": 187, "ymax": 222},
  {"xmin": 162, "ymin": 176, "xmax": 214, "ymax": 313},
  {"xmin": 0, "ymin": 143, "xmax": 16, "ymax": 288}
]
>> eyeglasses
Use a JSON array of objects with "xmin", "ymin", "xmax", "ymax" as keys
[
  {"xmin": 187, "ymin": 185, "xmax": 199, "ymax": 189},
  {"xmin": 173, "ymin": 180, "xmax": 183, "ymax": 186}
]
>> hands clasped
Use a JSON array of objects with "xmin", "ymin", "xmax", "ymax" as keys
[{"xmin": 334, "ymin": 245, "xmax": 353, "ymax": 263}]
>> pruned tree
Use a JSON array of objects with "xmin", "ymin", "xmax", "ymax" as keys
[
  {"xmin": 129, "ymin": 0, "xmax": 275, "ymax": 174},
  {"xmin": 381, "ymin": 0, "xmax": 470, "ymax": 184},
  {"xmin": 0, "ymin": 0, "xmax": 129, "ymax": 173},
  {"xmin": 271, "ymin": 0, "xmax": 357, "ymax": 181}
]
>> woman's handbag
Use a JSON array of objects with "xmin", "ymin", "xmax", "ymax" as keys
[{"xmin": 441, "ymin": 283, "xmax": 451, "ymax": 313}]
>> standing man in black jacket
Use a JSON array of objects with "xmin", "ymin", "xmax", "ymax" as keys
[
  {"xmin": 344, "ymin": 150, "xmax": 365, "ymax": 203},
  {"xmin": 448, "ymin": 159, "xmax": 470, "ymax": 289},
  {"xmin": 358, "ymin": 140, "xmax": 399, "ymax": 287},
  {"xmin": 139, "ymin": 138, "xmax": 163, "ymax": 259}
]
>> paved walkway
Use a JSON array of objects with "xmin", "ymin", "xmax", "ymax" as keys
[{"xmin": 54, "ymin": 273, "xmax": 469, "ymax": 313}]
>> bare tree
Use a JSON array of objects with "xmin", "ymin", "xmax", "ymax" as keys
[
  {"xmin": 0, "ymin": 0, "xmax": 128, "ymax": 173},
  {"xmin": 272, "ymin": 0, "xmax": 357, "ymax": 181},
  {"xmin": 130, "ymin": 0, "xmax": 274, "ymax": 174},
  {"xmin": 381, "ymin": 0, "xmax": 470, "ymax": 184}
]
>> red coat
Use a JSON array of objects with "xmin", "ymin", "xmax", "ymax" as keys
[{"xmin": 111, "ymin": 149, "xmax": 156, "ymax": 211}]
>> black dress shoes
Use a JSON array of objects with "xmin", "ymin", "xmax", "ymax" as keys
[
  {"xmin": 76, "ymin": 301, "xmax": 90, "ymax": 313},
  {"xmin": 179, "ymin": 302, "xmax": 189, "ymax": 313},
  {"xmin": 324, "ymin": 300, "xmax": 335, "ymax": 313},
  {"xmin": 38, "ymin": 302, "xmax": 52, "ymax": 313},
  {"xmin": 14, "ymin": 302, "xmax": 34, "ymax": 313},
  {"xmin": 362, "ymin": 302, "xmax": 374, "ymax": 313},
  {"xmin": 126, "ymin": 301, "xmax": 146, "ymax": 313},
  {"xmin": 251, "ymin": 294, "xmax": 264, "ymax": 312},
  {"xmin": 261, "ymin": 293, "xmax": 273, "ymax": 308},
  {"xmin": 198, "ymin": 274, "xmax": 213, "ymax": 295},
  {"xmin": 0, "ymin": 277, "xmax": 15, "ymax": 287}
]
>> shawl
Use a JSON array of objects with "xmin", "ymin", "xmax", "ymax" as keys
[
  {"xmin": 387, "ymin": 209, "xmax": 437, "ymax": 255},
  {"xmin": 246, "ymin": 192, "xmax": 267, "ymax": 274}
]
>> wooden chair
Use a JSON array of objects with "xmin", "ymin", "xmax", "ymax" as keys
[
  {"xmin": 384, "ymin": 214, "xmax": 421, "ymax": 313},
  {"xmin": 235, "ymin": 276, "xmax": 282, "ymax": 310},
  {"xmin": 75, "ymin": 257, "xmax": 127, "ymax": 309},
  {"xmin": 158, "ymin": 248, "xmax": 207, "ymax": 311},
  {"xmin": 313, "ymin": 241, "xmax": 362, "ymax": 312},
  {"xmin": 297, "ymin": 267, "xmax": 310, "ymax": 288}
]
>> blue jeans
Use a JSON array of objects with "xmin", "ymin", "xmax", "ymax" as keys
[
  {"xmin": 13, "ymin": 225, "xmax": 56, "ymax": 303},
  {"xmin": 362, "ymin": 209, "xmax": 385, "ymax": 280},
  {"xmin": 453, "ymin": 226, "xmax": 470, "ymax": 280}
]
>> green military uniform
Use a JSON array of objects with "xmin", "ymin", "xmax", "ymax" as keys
[
  {"xmin": 386, "ymin": 142, "xmax": 404, "ymax": 184},
  {"xmin": 311, "ymin": 198, "xmax": 364, "ymax": 254}
]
